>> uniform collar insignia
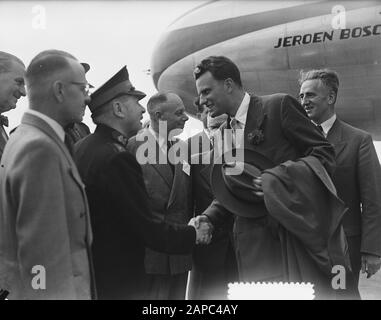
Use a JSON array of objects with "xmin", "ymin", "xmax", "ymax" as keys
[{"xmin": 111, "ymin": 129, "xmax": 128, "ymax": 147}]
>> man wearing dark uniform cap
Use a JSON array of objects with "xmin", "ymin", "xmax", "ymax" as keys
[{"xmin": 74, "ymin": 66, "xmax": 209, "ymax": 299}]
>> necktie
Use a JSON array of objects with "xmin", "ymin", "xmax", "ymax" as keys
[
  {"xmin": 64, "ymin": 133, "xmax": 74, "ymax": 156},
  {"xmin": 209, "ymin": 133, "xmax": 215, "ymax": 148},
  {"xmin": 316, "ymin": 125, "xmax": 325, "ymax": 137},
  {"xmin": 167, "ymin": 140, "xmax": 175, "ymax": 173},
  {"xmin": 230, "ymin": 118, "xmax": 242, "ymax": 148}
]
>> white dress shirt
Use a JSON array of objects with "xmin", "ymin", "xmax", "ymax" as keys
[
  {"xmin": 314, "ymin": 114, "xmax": 337, "ymax": 138},
  {"xmin": 229, "ymin": 92, "xmax": 250, "ymax": 148},
  {"xmin": 149, "ymin": 125, "xmax": 168, "ymax": 155}
]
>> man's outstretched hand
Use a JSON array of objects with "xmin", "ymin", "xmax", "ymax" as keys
[{"xmin": 188, "ymin": 215, "xmax": 214, "ymax": 245}]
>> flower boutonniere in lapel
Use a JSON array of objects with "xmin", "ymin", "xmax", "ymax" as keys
[
  {"xmin": 247, "ymin": 128, "xmax": 265, "ymax": 145},
  {"xmin": 246, "ymin": 95, "xmax": 267, "ymax": 146},
  {"xmin": 247, "ymin": 110, "xmax": 267, "ymax": 145}
]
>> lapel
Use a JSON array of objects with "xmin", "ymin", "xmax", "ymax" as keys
[
  {"xmin": 244, "ymin": 95, "xmax": 267, "ymax": 151},
  {"xmin": 21, "ymin": 112, "xmax": 93, "ymax": 244},
  {"xmin": 198, "ymin": 150, "xmax": 213, "ymax": 185},
  {"xmin": 199, "ymin": 163, "xmax": 212, "ymax": 186},
  {"xmin": 167, "ymin": 160, "xmax": 183, "ymax": 208},
  {"xmin": 200, "ymin": 130, "xmax": 212, "ymax": 150},
  {"xmin": 188, "ymin": 130, "xmax": 212, "ymax": 160},
  {"xmin": 327, "ymin": 118, "xmax": 347, "ymax": 158},
  {"xmin": 22, "ymin": 113, "xmax": 74, "ymax": 164},
  {"xmin": 142, "ymin": 129, "xmax": 173, "ymax": 189},
  {"xmin": 190, "ymin": 143, "xmax": 213, "ymax": 186},
  {"xmin": 167, "ymin": 138, "xmax": 191, "ymax": 208}
]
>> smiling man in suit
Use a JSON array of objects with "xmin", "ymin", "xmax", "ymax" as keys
[
  {"xmin": 193, "ymin": 56, "xmax": 336, "ymax": 294},
  {"xmin": 299, "ymin": 69, "xmax": 381, "ymax": 298},
  {"xmin": 128, "ymin": 92, "xmax": 208, "ymax": 300},
  {"xmin": 0, "ymin": 51, "xmax": 26, "ymax": 158},
  {"xmin": 0, "ymin": 50, "xmax": 95, "ymax": 299}
]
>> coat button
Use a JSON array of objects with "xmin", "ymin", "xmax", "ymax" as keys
[{"xmin": 80, "ymin": 212, "xmax": 85, "ymax": 218}]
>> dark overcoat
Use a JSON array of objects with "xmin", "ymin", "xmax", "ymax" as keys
[
  {"xmin": 74, "ymin": 125, "xmax": 195, "ymax": 299},
  {"xmin": 327, "ymin": 119, "xmax": 381, "ymax": 285},
  {"xmin": 205, "ymin": 93, "xmax": 335, "ymax": 282}
]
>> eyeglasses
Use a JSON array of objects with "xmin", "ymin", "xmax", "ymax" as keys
[{"xmin": 68, "ymin": 81, "xmax": 92, "ymax": 95}]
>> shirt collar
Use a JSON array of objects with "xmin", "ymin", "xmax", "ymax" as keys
[
  {"xmin": 26, "ymin": 109, "xmax": 65, "ymax": 142},
  {"xmin": 233, "ymin": 92, "xmax": 250, "ymax": 126},
  {"xmin": 149, "ymin": 125, "xmax": 167, "ymax": 151},
  {"xmin": 314, "ymin": 114, "xmax": 336, "ymax": 136},
  {"xmin": 203, "ymin": 128, "xmax": 211, "ymax": 140}
]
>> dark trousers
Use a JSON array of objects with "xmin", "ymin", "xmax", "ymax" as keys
[
  {"xmin": 145, "ymin": 272, "xmax": 188, "ymax": 300},
  {"xmin": 187, "ymin": 245, "xmax": 238, "ymax": 300},
  {"xmin": 346, "ymin": 235, "xmax": 362, "ymax": 299}
]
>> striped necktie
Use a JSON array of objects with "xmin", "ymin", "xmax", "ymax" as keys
[{"xmin": 230, "ymin": 118, "xmax": 243, "ymax": 148}]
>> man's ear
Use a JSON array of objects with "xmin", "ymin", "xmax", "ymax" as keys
[
  {"xmin": 224, "ymin": 78, "xmax": 234, "ymax": 93},
  {"xmin": 52, "ymin": 81, "xmax": 65, "ymax": 103},
  {"xmin": 154, "ymin": 110, "xmax": 162, "ymax": 121},
  {"xmin": 112, "ymin": 100, "xmax": 125, "ymax": 118},
  {"xmin": 328, "ymin": 91, "xmax": 337, "ymax": 105}
]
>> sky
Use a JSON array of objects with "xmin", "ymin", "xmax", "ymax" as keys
[
  {"xmin": 1, "ymin": 0, "xmax": 381, "ymax": 156},
  {"xmin": 0, "ymin": 0, "xmax": 204, "ymax": 137}
]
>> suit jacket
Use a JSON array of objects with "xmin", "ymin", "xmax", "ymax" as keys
[
  {"xmin": 327, "ymin": 118, "xmax": 381, "ymax": 256},
  {"xmin": 204, "ymin": 93, "xmax": 336, "ymax": 281},
  {"xmin": 128, "ymin": 128, "xmax": 193, "ymax": 275},
  {"xmin": 0, "ymin": 113, "xmax": 95, "ymax": 299},
  {"xmin": 74, "ymin": 125, "xmax": 195, "ymax": 299},
  {"xmin": 187, "ymin": 130, "xmax": 212, "ymax": 160},
  {"xmin": 187, "ymin": 139, "xmax": 238, "ymax": 299},
  {"xmin": 188, "ymin": 133, "xmax": 235, "ymax": 271}
]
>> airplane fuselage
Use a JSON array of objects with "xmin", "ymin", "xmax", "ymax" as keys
[{"xmin": 151, "ymin": 1, "xmax": 381, "ymax": 139}]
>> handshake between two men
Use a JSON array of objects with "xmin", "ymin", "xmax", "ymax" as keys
[{"xmin": 188, "ymin": 215, "xmax": 214, "ymax": 245}]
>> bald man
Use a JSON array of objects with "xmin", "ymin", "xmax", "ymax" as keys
[
  {"xmin": 0, "ymin": 51, "xmax": 26, "ymax": 158},
  {"xmin": 128, "ymin": 92, "xmax": 202, "ymax": 300},
  {"xmin": 0, "ymin": 50, "xmax": 95, "ymax": 299}
]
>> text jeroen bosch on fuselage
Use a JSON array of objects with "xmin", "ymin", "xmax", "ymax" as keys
[{"xmin": 274, "ymin": 24, "xmax": 381, "ymax": 48}]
